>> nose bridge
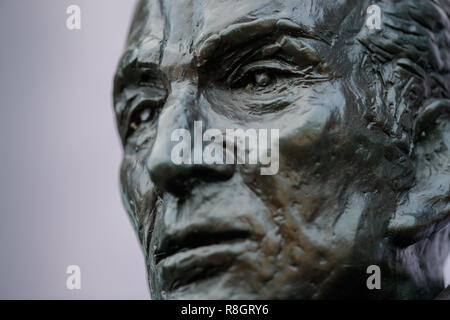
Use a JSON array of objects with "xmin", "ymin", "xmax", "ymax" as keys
[
  {"xmin": 162, "ymin": 81, "xmax": 198, "ymax": 131},
  {"xmin": 146, "ymin": 80, "xmax": 235, "ymax": 197},
  {"xmin": 149, "ymin": 80, "xmax": 198, "ymax": 166}
]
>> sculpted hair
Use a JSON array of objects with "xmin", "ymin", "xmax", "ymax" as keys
[{"xmin": 357, "ymin": 0, "xmax": 450, "ymax": 141}]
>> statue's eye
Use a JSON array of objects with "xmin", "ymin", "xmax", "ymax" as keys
[
  {"xmin": 126, "ymin": 102, "xmax": 158, "ymax": 139},
  {"xmin": 226, "ymin": 59, "xmax": 303, "ymax": 89},
  {"xmin": 254, "ymin": 72, "xmax": 273, "ymax": 87},
  {"xmin": 130, "ymin": 108, "xmax": 150, "ymax": 129}
]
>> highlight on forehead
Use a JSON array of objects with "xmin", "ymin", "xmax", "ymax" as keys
[
  {"xmin": 115, "ymin": 0, "xmax": 371, "ymax": 85},
  {"xmin": 126, "ymin": 0, "xmax": 165, "ymax": 47},
  {"xmin": 126, "ymin": 0, "xmax": 367, "ymax": 48},
  {"xmin": 122, "ymin": 0, "xmax": 450, "ymax": 82}
]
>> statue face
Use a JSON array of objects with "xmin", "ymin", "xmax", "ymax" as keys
[{"xmin": 114, "ymin": 0, "xmax": 449, "ymax": 299}]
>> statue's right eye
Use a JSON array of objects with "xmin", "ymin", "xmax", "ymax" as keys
[
  {"xmin": 125, "ymin": 101, "xmax": 159, "ymax": 140},
  {"xmin": 129, "ymin": 108, "xmax": 151, "ymax": 131}
]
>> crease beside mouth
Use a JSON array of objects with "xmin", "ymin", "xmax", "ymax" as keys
[{"xmin": 154, "ymin": 229, "xmax": 250, "ymax": 265}]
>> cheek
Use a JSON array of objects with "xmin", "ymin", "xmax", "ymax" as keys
[
  {"xmin": 120, "ymin": 155, "xmax": 157, "ymax": 231},
  {"xmin": 242, "ymin": 82, "xmax": 350, "ymax": 193},
  {"xmin": 203, "ymin": 78, "xmax": 322, "ymax": 119},
  {"xmin": 278, "ymin": 82, "xmax": 347, "ymax": 137},
  {"xmin": 245, "ymin": 172, "xmax": 367, "ymax": 297},
  {"xmin": 238, "ymin": 82, "xmax": 378, "ymax": 269}
]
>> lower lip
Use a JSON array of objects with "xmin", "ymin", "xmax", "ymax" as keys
[{"xmin": 156, "ymin": 240, "xmax": 255, "ymax": 290}]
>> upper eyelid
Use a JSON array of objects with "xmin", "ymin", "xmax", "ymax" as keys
[
  {"xmin": 115, "ymin": 65, "xmax": 166, "ymax": 109},
  {"xmin": 127, "ymin": 90, "xmax": 166, "ymax": 118},
  {"xmin": 239, "ymin": 59, "xmax": 312, "ymax": 75},
  {"xmin": 211, "ymin": 38, "xmax": 323, "ymax": 78},
  {"xmin": 226, "ymin": 59, "xmax": 310, "ymax": 84},
  {"xmin": 122, "ymin": 87, "xmax": 167, "ymax": 116}
]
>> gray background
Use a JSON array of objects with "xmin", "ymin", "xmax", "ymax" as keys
[
  {"xmin": 0, "ymin": 0, "xmax": 448, "ymax": 299},
  {"xmin": 0, "ymin": 0, "xmax": 149, "ymax": 299}
]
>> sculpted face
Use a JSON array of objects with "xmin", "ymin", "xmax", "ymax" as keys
[{"xmin": 114, "ymin": 0, "xmax": 450, "ymax": 299}]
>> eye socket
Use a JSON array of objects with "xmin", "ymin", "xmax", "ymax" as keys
[
  {"xmin": 254, "ymin": 72, "xmax": 273, "ymax": 87},
  {"xmin": 125, "ymin": 101, "xmax": 159, "ymax": 140},
  {"xmin": 129, "ymin": 109, "xmax": 150, "ymax": 130},
  {"xmin": 234, "ymin": 71, "xmax": 276, "ymax": 90}
]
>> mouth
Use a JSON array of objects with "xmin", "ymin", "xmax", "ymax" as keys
[
  {"xmin": 154, "ymin": 229, "xmax": 250, "ymax": 265},
  {"xmin": 154, "ymin": 229, "xmax": 253, "ymax": 290}
]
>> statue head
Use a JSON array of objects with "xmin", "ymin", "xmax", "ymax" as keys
[{"xmin": 113, "ymin": 0, "xmax": 450, "ymax": 299}]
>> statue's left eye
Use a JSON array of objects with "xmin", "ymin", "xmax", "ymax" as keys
[
  {"xmin": 254, "ymin": 72, "xmax": 273, "ymax": 87},
  {"xmin": 226, "ymin": 59, "xmax": 299, "ymax": 89}
]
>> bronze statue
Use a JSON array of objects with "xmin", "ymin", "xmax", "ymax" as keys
[{"xmin": 113, "ymin": 0, "xmax": 450, "ymax": 299}]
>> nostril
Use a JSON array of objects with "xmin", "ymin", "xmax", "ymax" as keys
[
  {"xmin": 148, "ymin": 158, "xmax": 235, "ymax": 198},
  {"xmin": 148, "ymin": 162, "xmax": 187, "ymax": 197}
]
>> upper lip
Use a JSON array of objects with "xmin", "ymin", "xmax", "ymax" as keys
[{"xmin": 154, "ymin": 227, "xmax": 251, "ymax": 265}]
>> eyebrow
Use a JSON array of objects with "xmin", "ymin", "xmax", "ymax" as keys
[
  {"xmin": 195, "ymin": 17, "xmax": 331, "ymax": 67},
  {"xmin": 115, "ymin": 54, "xmax": 161, "ymax": 83},
  {"xmin": 114, "ymin": 52, "xmax": 162, "ymax": 97},
  {"xmin": 114, "ymin": 17, "xmax": 330, "ymax": 114}
]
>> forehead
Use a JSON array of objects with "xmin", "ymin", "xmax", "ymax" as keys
[{"xmin": 125, "ymin": 0, "xmax": 356, "ymax": 57}]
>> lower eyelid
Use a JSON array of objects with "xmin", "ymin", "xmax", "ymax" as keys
[
  {"xmin": 126, "ymin": 122, "xmax": 157, "ymax": 148},
  {"xmin": 135, "ymin": 131, "xmax": 155, "ymax": 147}
]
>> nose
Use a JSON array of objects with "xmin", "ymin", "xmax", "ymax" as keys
[{"xmin": 147, "ymin": 81, "xmax": 234, "ymax": 197}]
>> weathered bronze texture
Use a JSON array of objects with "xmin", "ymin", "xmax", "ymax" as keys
[{"xmin": 113, "ymin": 0, "xmax": 450, "ymax": 299}]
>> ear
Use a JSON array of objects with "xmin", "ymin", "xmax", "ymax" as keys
[{"xmin": 388, "ymin": 99, "xmax": 450, "ymax": 247}]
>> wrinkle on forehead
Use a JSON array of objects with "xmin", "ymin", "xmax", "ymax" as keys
[
  {"xmin": 192, "ymin": 0, "xmax": 316, "ymax": 46},
  {"xmin": 121, "ymin": 0, "xmax": 363, "ymax": 71},
  {"xmin": 129, "ymin": 0, "xmax": 357, "ymax": 45},
  {"xmin": 181, "ymin": 0, "xmax": 360, "ymax": 46}
]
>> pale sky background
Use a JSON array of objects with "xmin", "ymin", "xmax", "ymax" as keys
[{"xmin": 0, "ymin": 0, "xmax": 149, "ymax": 299}]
